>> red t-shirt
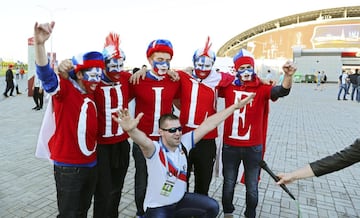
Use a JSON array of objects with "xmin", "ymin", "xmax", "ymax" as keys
[
  {"xmin": 130, "ymin": 73, "xmax": 180, "ymax": 140},
  {"xmin": 94, "ymin": 72, "xmax": 131, "ymax": 144},
  {"xmin": 178, "ymin": 70, "xmax": 233, "ymax": 139},
  {"xmin": 219, "ymin": 77, "xmax": 272, "ymax": 147},
  {"xmin": 49, "ymin": 77, "xmax": 98, "ymax": 164}
]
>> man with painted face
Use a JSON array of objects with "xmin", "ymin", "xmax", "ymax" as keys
[
  {"xmin": 218, "ymin": 49, "xmax": 296, "ymax": 218},
  {"xmin": 129, "ymin": 39, "xmax": 181, "ymax": 218},
  {"xmin": 92, "ymin": 33, "xmax": 132, "ymax": 217},
  {"xmin": 174, "ymin": 37, "xmax": 234, "ymax": 196},
  {"xmin": 34, "ymin": 21, "xmax": 104, "ymax": 217}
]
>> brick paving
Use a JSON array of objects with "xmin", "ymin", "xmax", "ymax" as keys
[{"xmin": 1, "ymin": 78, "xmax": 359, "ymax": 218}]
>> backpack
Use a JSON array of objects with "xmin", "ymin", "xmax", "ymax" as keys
[{"xmin": 323, "ymin": 74, "xmax": 327, "ymax": 82}]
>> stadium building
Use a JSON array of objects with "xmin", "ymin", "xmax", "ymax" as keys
[{"xmin": 216, "ymin": 6, "xmax": 360, "ymax": 82}]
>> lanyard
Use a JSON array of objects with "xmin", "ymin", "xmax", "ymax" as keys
[{"xmin": 160, "ymin": 140, "xmax": 181, "ymax": 178}]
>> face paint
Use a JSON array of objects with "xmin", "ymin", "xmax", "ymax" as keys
[
  {"xmin": 152, "ymin": 60, "xmax": 170, "ymax": 75},
  {"xmin": 82, "ymin": 67, "xmax": 103, "ymax": 93},
  {"xmin": 105, "ymin": 58, "xmax": 125, "ymax": 81},
  {"xmin": 236, "ymin": 65, "xmax": 254, "ymax": 81},
  {"xmin": 194, "ymin": 56, "xmax": 213, "ymax": 79}
]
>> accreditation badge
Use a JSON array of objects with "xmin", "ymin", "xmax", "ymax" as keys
[{"xmin": 160, "ymin": 172, "xmax": 176, "ymax": 196}]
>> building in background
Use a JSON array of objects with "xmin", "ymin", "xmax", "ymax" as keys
[{"xmin": 217, "ymin": 6, "xmax": 360, "ymax": 82}]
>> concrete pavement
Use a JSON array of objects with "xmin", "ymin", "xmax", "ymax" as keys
[{"xmin": 1, "ymin": 78, "xmax": 359, "ymax": 218}]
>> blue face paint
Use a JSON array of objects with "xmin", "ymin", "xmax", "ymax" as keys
[
  {"xmin": 82, "ymin": 67, "xmax": 103, "ymax": 93},
  {"xmin": 152, "ymin": 60, "xmax": 170, "ymax": 75},
  {"xmin": 194, "ymin": 56, "xmax": 213, "ymax": 79},
  {"xmin": 237, "ymin": 68, "xmax": 255, "ymax": 81},
  {"xmin": 105, "ymin": 58, "xmax": 125, "ymax": 81}
]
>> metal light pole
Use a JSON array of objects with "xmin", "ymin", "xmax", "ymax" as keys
[{"xmin": 36, "ymin": 5, "xmax": 66, "ymax": 68}]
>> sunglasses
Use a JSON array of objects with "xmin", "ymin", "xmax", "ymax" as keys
[{"xmin": 161, "ymin": 126, "xmax": 182, "ymax": 133}]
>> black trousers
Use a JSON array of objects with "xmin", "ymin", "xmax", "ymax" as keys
[
  {"xmin": 33, "ymin": 87, "xmax": 44, "ymax": 108},
  {"xmin": 188, "ymin": 138, "xmax": 217, "ymax": 195},
  {"xmin": 93, "ymin": 140, "xmax": 130, "ymax": 218},
  {"xmin": 4, "ymin": 80, "xmax": 14, "ymax": 96}
]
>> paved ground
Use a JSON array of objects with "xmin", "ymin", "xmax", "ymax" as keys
[{"xmin": 1, "ymin": 78, "xmax": 359, "ymax": 218}]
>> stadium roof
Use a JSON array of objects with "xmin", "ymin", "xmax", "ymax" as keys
[{"xmin": 217, "ymin": 6, "xmax": 360, "ymax": 57}]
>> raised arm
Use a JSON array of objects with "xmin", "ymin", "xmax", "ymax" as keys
[
  {"xmin": 34, "ymin": 21, "xmax": 59, "ymax": 93},
  {"xmin": 34, "ymin": 21, "xmax": 55, "ymax": 66},
  {"xmin": 193, "ymin": 93, "xmax": 255, "ymax": 143},
  {"xmin": 112, "ymin": 109, "xmax": 155, "ymax": 157},
  {"xmin": 281, "ymin": 60, "xmax": 297, "ymax": 89}
]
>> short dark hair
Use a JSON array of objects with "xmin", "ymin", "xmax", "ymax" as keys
[
  {"xmin": 158, "ymin": 113, "xmax": 179, "ymax": 129},
  {"xmin": 132, "ymin": 67, "xmax": 140, "ymax": 73}
]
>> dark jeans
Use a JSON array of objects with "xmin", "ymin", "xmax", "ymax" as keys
[
  {"xmin": 54, "ymin": 165, "xmax": 97, "ymax": 218},
  {"xmin": 222, "ymin": 144, "xmax": 262, "ymax": 218},
  {"xmin": 350, "ymin": 84, "xmax": 358, "ymax": 100},
  {"xmin": 145, "ymin": 192, "xmax": 219, "ymax": 218},
  {"xmin": 188, "ymin": 139, "xmax": 216, "ymax": 195},
  {"xmin": 132, "ymin": 142, "xmax": 148, "ymax": 216},
  {"xmin": 93, "ymin": 141, "xmax": 130, "ymax": 218}
]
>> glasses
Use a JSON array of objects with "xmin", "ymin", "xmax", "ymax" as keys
[{"xmin": 161, "ymin": 126, "xmax": 182, "ymax": 133}]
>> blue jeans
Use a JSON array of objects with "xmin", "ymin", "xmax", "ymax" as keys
[
  {"xmin": 221, "ymin": 144, "xmax": 262, "ymax": 218},
  {"xmin": 54, "ymin": 165, "xmax": 97, "ymax": 218},
  {"xmin": 145, "ymin": 192, "xmax": 219, "ymax": 218},
  {"xmin": 337, "ymin": 84, "xmax": 347, "ymax": 100},
  {"xmin": 133, "ymin": 142, "xmax": 148, "ymax": 216}
]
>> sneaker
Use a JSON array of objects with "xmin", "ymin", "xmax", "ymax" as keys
[
  {"xmin": 3, "ymin": 93, "xmax": 8, "ymax": 98},
  {"xmin": 224, "ymin": 213, "xmax": 234, "ymax": 218},
  {"xmin": 32, "ymin": 106, "xmax": 39, "ymax": 110}
]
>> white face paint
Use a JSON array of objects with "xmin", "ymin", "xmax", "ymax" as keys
[
  {"xmin": 237, "ymin": 64, "xmax": 254, "ymax": 81},
  {"xmin": 150, "ymin": 52, "xmax": 171, "ymax": 76},
  {"xmin": 153, "ymin": 61, "xmax": 170, "ymax": 75},
  {"xmin": 194, "ymin": 56, "xmax": 213, "ymax": 79},
  {"xmin": 107, "ymin": 58, "xmax": 125, "ymax": 73},
  {"xmin": 105, "ymin": 58, "xmax": 125, "ymax": 81},
  {"xmin": 82, "ymin": 67, "xmax": 103, "ymax": 93}
]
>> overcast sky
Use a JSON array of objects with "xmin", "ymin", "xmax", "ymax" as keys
[{"xmin": 1, "ymin": 0, "xmax": 359, "ymax": 68}]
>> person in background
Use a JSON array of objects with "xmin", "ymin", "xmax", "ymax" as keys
[
  {"xmin": 315, "ymin": 71, "xmax": 321, "ymax": 90},
  {"xmin": 265, "ymin": 69, "xmax": 273, "ymax": 81},
  {"xmin": 3, "ymin": 64, "xmax": 15, "ymax": 97},
  {"xmin": 357, "ymin": 69, "xmax": 360, "ymax": 103},
  {"xmin": 113, "ymin": 94, "xmax": 255, "ymax": 217},
  {"xmin": 34, "ymin": 21, "xmax": 104, "ymax": 217},
  {"xmin": 337, "ymin": 70, "xmax": 348, "ymax": 100},
  {"xmin": 278, "ymin": 71, "xmax": 284, "ymax": 85},
  {"xmin": 32, "ymin": 73, "xmax": 44, "ymax": 110},
  {"xmin": 348, "ymin": 69, "xmax": 359, "ymax": 101},
  {"xmin": 218, "ymin": 49, "xmax": 296, "ymax": 218},
  {"xmin": 277, "ymin": 138, "xmax": 360, "ymax": 184},
  {"xmin": 20, "ymin": 67, "xmax": 25, "ymax": 79},
  {"xmin": 15, "ymin": 67, "xmax": 20, "ymax": 80}
]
